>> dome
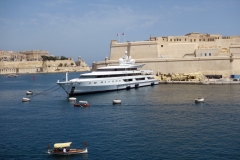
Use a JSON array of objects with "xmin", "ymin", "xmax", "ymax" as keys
[
  {"xmin": 119, "ymin": 58, "xmax": 124, "ymax": 64},
  {"xmin": 129, "ymin": 59, "xmax": 135, "ymax": 64}
]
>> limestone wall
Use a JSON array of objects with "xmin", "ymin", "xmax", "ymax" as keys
[
  {"xmin": 110, "ymin": 41, "xmax": 158, "ymax": 60},
  {"xmin": 93, "ymin": 56, "xmax": 239, "ymax": 78},
  {"xmin": 0, "ymin": 61, "xmax": 42, "ymax": 68},
  {"xmin": 0, "ymin": 59, "xmax": 90, "ymax": 74}
]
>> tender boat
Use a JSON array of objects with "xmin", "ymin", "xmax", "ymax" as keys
[
  {"xmin": 113, "ymin": 99, "xmax": 121, "ymax": 104},
  {"xmin": 195, "ymin": 98, "xmax": 204, "ymax": 103},
  {"xmin": 48, "ymin": 142, "xmax": 88, "ymax": 155},
  {"xmin": 57, "ymin": 51, "xmax": 159, "ymax": 96},
  {"xmin": 22, "ymin": 98, "xmax": 30, "ymax": 102},
  {"xmin": 26, "ymin": 91, "xmax": 33, "ymax": 95},
  {"xmin": 74, "ymin": 101, "xmax": 90, "ymax": 107}
]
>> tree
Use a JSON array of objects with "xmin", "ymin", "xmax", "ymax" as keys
[{"xmin": 60, "ymin": 56, "xmax": 68, "ymax": 60}]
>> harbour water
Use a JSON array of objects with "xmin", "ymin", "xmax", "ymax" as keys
[{"xmin": 0, "ymin": 72, "xmax": 240, "ymax": 160}]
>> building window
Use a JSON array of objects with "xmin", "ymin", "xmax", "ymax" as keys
[
  {"xmin": 209, "ymin": 53, "xmax": 211, "ymax": 56},
  {"xmin": 194, "ymin": 39, "xmax": 196, "ymax": 42},
  {"xmin": 200, "ymin": 53, "xmax": 202, "ymax": 56},
  {"xmin": 185, "ymin": 38, "xmax": 186, "ymax": 41},
  {"xmin": 170, "ymin": 39, "xmax": 172, "ymax": 41},
  {"xmin": 161, "ymin": 45, "xmax": 163, "ymax": 47},
  {"xmin": 190, "ymin": 39, "xmax": 192, "ymax": 42},
  {"xmin": 199, "ymin": 39, "xmax": 201, "ymax": 41},
  {"xmin": 179, "ymin": 39, "xmax": 181, "ymax": 41},
  {"xmin": 205, "ymin": 53, "xmax": 207, "ymax": 56}
]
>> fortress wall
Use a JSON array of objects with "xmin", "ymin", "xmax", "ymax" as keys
[
  {"xmin": 138, "ymin": 58, "xmax": 231, "ymax": 76},
  {"xmin": 129, "ymin": 43, "xmax": 158, "ymax": 59},
  {"xmin": 42, "ymin": 60, "xmax": 76, "ymax": 67},
  {"xmin": 110, "ymin": 44, "xmax": 128, "ymax": 60},
  {"xmin": 110, "ymin": 41, "xmax": 158, "ymax": 60},
  {"xmin": 43, "ymin": 66, "xmax": 90, "ymax": 73},
  {"xmin": 231, "ymin": 59, "xmax": 240, "ymax": 74},
  {"xmin": 94, "ymin": 57, "xmax": 235, "ymax": 78},
  {"xmin": 158, "ymin": 43, "xmax": 197, "ymax": 58},
  {"xmin": 0, "ymin": 59, "xmax": 90, "ymax": 74},
  {"xmin": 0, "ymin": 61, "xmax": 42, "ymax": 68}
]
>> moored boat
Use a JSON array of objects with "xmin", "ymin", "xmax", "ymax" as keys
[
  {"xmin": 57, "ymin": 51, "xmax": 159, "ymax": 96},
  {"xmin": 74, "ymin": 101, "xmax": 90, "ymax": 107},
  {"xmin": 48, "ymin": 142, "xmax": 88, "ymax": 155}
]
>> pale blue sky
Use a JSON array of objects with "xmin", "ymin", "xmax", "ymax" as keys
[{"xmin": 0, "ymin": 0, "xmax": 240, "ymax": 65}]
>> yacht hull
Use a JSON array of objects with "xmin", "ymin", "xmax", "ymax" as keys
[{"xmin": 57, "ymin": 79, "xmax": 159, "ymax": 96}]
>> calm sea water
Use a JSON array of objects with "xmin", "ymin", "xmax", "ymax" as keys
[{"xmin": 0, "ymin": 72, "xmax": 239, "ymax": 160}]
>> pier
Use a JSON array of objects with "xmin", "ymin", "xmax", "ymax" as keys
[{"xmin": 159, "ymin": 80, "xmax": 240, "ymax": 85}]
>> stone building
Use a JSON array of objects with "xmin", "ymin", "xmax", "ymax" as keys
[
  {"xmin": 0, "ymin": 49, "xmax": 90, "ymax": 74},
  {"xmin": 92, "ymin": 32, "xmax": 240, "ymax": 78},
  {"xmin": 0, "ymin": 50, "xmax": 49, "ymax": 61}
]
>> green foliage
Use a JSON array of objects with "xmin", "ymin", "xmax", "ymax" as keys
[
  {"xmin": 60, "ymin": 56, "xmax": 68, "ymax": 60},
  {"xmin": 42, "ymin": 56, "xmax": 68, "ymax": 61},
  {"xmin": 58, "ymin": 63, "xmax": 63, "ymax": 67}
]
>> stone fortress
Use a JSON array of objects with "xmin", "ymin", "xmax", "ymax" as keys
[
  {"xmin": 92, "ymin": 32, "xmax": 240, "ymax": 81},
  {"xmin": 0, "ymin": 50, "xmax": 90, "ymax": 74}
]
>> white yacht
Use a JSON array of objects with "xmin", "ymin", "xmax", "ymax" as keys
[{"xmin": 57, "ymin": 52, "xmax": 159, "ymax": 96}]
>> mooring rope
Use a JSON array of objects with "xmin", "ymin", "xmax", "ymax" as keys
[{"xmin": 30, "ymin": 85, "xmax": 60, "ymax": 98}]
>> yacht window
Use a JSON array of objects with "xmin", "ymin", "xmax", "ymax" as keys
[
  {"xmin": 94, "ymin": 82, "xmax": 97, "ymax": 84},
  {"xmin": 147, "ymin": 77, "xmax": 154, "ymax": 79},
  {"xmin": 136, "ymin": 78, "xmax": 145, "ymax": 81}
]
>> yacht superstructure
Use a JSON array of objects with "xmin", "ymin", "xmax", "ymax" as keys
[{"xmin": 57, "ymin": 52, "xmax": 159, "ymax": 96}]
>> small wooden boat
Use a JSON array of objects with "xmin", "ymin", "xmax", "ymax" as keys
[
  {"xmin": 22, "ymin": 97, "xmax": 30, "ymax": 102},
  {"xmin": 48, "ymin": 142, "xmax": 88, "ymax": 155},
  {"xmin": 195, "ymin": 98, "xmax": 204, "ymax": 103},
  {"xmin": 26, "ymin": 91, "xmax": 33, "ymax": 95},
  {"xmin": 74, "ymin": 101, "xmax": 90, "ymax": 107},
  {"xmin": 113, "ymin": 99, "xmax": 121, "ymax": 104}
]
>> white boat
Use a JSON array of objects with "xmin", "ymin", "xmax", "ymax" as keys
[
  {"xmin": 195, "ymin": 98, "xmax": 204, "ymax": 103},
  {"xmin": 22, "ymin": 98, "xmax": 30, "ymax": 102},
  {"xmin": 113, "ymin": 99, "xmax": 121, "ymax": 104},
  {"xmin": 57, "ymin": 51, "xmax": 159, "ymax": 96},
  {"xmin": 48, "ymin": 142, "xmax": 88, "ymax": 155}
]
